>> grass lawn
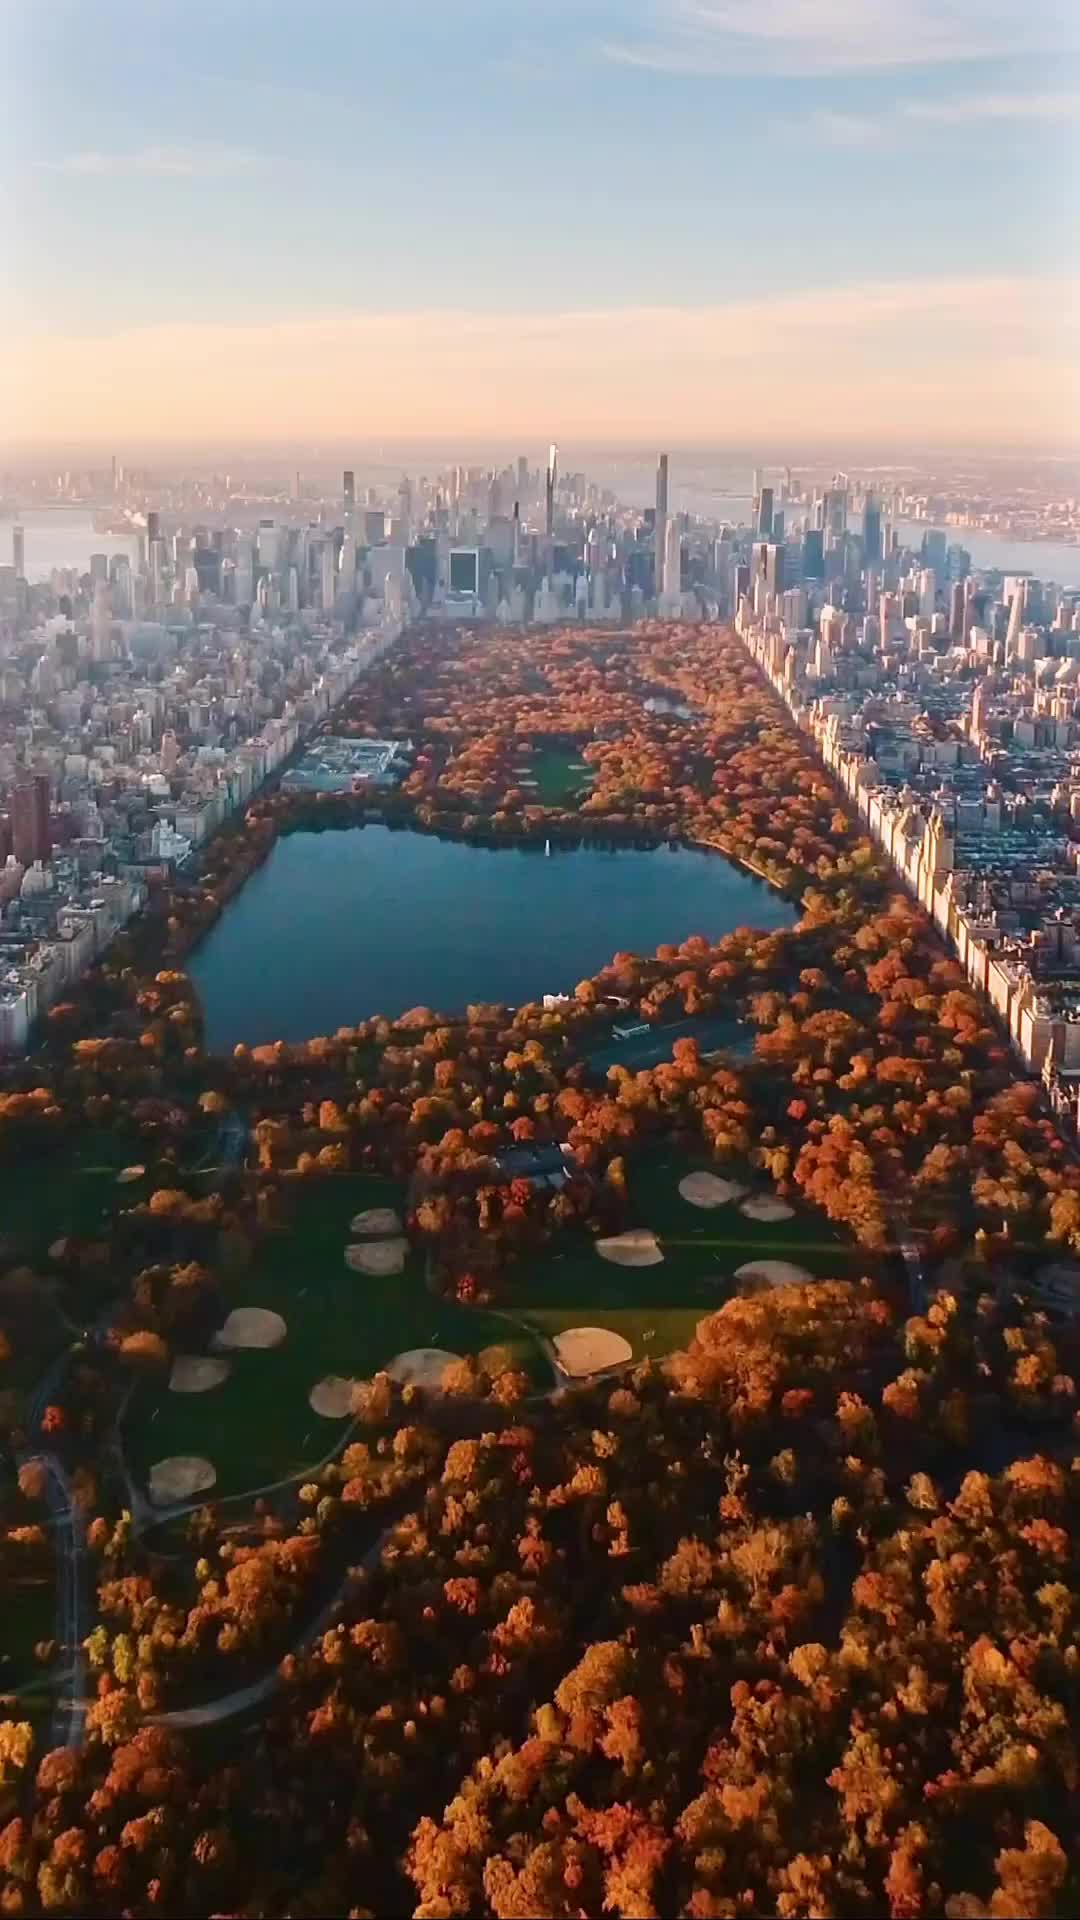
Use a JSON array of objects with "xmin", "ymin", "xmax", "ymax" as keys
[
  {"xmin": 0, "ymin": 1577, "xmax": 55, "ymax": 1700},
  {"xmin": 0, "ymin": 1131, "xmax": 153, "ymax": 1259},
  {"xmin": 526, "ymin": 746, "xmax": 595, "ymax": 807},
  {"xmin": 0, "ymin": 1131, "xmax": 158, "ymax": 1390},
  {"xmin": 508, "ymin": 1150, "xmax": 863, "ymax": 1369},
  {"xmin": 585, "ymin": 1012, "xmax": 753, "ymax": 1078},
  {"xmin": 124, "ymin": 1173, "xmax": 552, "ymax": 1502}
]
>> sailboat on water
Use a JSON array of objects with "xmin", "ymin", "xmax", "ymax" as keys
[{"xmin": 544, "ymin": 838, "xmax": 551, "ymax": 857}]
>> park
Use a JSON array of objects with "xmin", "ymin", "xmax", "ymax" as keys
[{"xmin": 123, "ymin": 1147, "xmax": 861, "ymax": 1510}]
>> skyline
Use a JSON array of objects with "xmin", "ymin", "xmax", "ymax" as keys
[{"xmin": 5, "ymin": 0, "xmax": 1080, "ymax": 448}]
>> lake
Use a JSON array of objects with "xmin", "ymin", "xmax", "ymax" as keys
[{"xmin": 190, "ymin": 826, "xmax": 795, "ymax": 1049}]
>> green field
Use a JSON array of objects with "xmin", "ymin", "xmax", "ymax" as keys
[
  {"xmin": 0, "ymin": 1131, "xmax": 154, "ymax": 1260},
  {"xmin": 125, "ymin": 1154, "xmax": 864, "ymax": 1501},
  {"xmin": 585, "ymin": 1013, "xmax": 751, "ymax": 1078},
  {"xmin": 508, "ymin": 1151, "xmax": 860, "ymax": 1365},
  {"xmin": 125, "ymin": 1174, "xmax": 552, "ymax": 1502},
  {"xmin": 525, "ymin": 746, "xmax": 595, "ymax": 807},
  {"xmin": 0, "ymin": 1577, "xmax": 56, "ymax": 1702},
  {"xmin": 0, "ymin": 1132, "xmax": 160, "ymax": 1389}
]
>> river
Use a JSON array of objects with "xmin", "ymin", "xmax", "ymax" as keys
[{"xmin": 0, "ymin": 510, "xmax": 142, "ymax": 581}]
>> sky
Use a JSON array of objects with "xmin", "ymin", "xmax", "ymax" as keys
[{"xmin": 3, "ymin": 0, "xmax": 1079, "ymax": 451}]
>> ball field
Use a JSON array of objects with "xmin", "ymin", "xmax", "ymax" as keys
[{"xmin": 122, "ymin": 1150, "xmax": 862, "ymax": 1505}]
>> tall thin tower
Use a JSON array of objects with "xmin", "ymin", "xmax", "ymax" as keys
[
  {"xmin": 1005, "ymin": 577, "xmax": 1026, "ymax": 657},
  {"xmin": 339, "ymin": 469, "xmax": 357, "ymax": 598},
  {"xmin": 545, "ymin": 443, "xmax": 558, "ymax": 541},
  {"xmin": 655, "ymin": 452, "xmax": 669, "ymax": 598}
]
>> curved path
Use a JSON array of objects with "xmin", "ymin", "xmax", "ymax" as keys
[
  {"xmin": 16, "ymin": 1110, "xmax": 253, "ymax": 1747},
  {"xmin": 13, "ymin": 1451, "xmax": 88, "ymax": 1750},
  {"xmin": 150, "ymin": 1518, "xmax": 393, "ymax": 1730},
  {"xmin": 19, "ymin": 1306, "xmax": 109, "ymax": 1748}
]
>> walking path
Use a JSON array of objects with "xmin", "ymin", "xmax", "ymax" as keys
[
  {"xmin": 13, "ymin": 1451, "xmax": 88, "ymax": 1749},
  {"xmin": 150, "ymin": 1519, "xmax": 394, "ymax": 1730}
]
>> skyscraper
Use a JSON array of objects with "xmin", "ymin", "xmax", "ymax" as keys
[
  {"xmin": 655, "ymin": 453, "xmax": 669, "ymax": 598},
  {"xmin": 337, "ymin": 536, "xmax": 356, "ymax": 601},
  {"xmin": 12, "ymin": 526, "xmax": 24, "ymax": 579},
  {"xmin": 922, "ymin": 529, "xmax": 948, "ymax": 574},
  {"xmin": 663, "ymin": 514, "xmax": 681, "ymax": 605},
  {"xmin": 109, "ymin": 553, "xmax": 133, "ymax": 617},
  {"xmin": 1005, "ymin": 578, "xmax": 1027, "ymax": 656},
  {"xmin": 91, "ymin": 583, "xmax": 113, "ymax": 661},
  {"xmin": 320, "ymin": 540, "xmax": 336, "ymax": 611},
  {"xmin": 343, "ymin": 470, "xmax": 355, "ymax": 512},
  {"xmin": 11, "ymin": 775, "xmax": 51, "ymax": 866},
  {"xmin": 863, "ymin": 492, "xmax": 882, "ymax": 565},
  {"xmin": 756, "ymin": 487, "xmax": 774, "ymax": 538},
  {"xmin": 824, "ymin": 485, "xmax": 847, "ymax": 539},
  {"xmin": 149, "ymin": 538, "xmax": 166, "ymax": 603},
  {"xmin": 802, "ymin": 529, "xmax": 825, "ymax": 581},
  {"xmin": 545, "ymin": 444, "xmax": 558, "ymax": 541}
]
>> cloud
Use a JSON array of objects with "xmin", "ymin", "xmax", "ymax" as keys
[
  {"xmin": 38, "ymin": 144, "xmax": 268, "ymax": 179},
  {"xmin": 6, "ymin": 275, "xmax": 1078, "ymax": 450},
  {"xmin": 804, "ymin": 88, "xmax": 1080, "ymax": 145},
  {"xmin": 600, "ymin": 0, "xmax": 1077, "ymax": 75},
  {"xmin": 904, "ymin": 91, "xmax": 1080, "ymax": 123}
]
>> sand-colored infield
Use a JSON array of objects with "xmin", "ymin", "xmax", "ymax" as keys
[
  {"xmin": 308, "ymin": 1375, "xmax": 357, "ymax": 1418},
  {"xmin": 213, "ymin": 1306, "xmax": 287, "ymax": 1349},
  {"xmin": 116, "ymin": 1164, "xmax": 147, "ymax": 1185},
  {"xmin": 168, "ymin": 1355, "xmax": 230, "ymax": 1394},
  {"xmin": 349, "ymin": 1207, "xmax": 402, "ymax": 1236},
  {"xmin": 678, "ymin": 1171, "xmax": 748, "ymax": 1208},
  {"xmin": 344, "ymin": 1237, "xmax": 408, "ymax": 1275},
  {"xmin": 739, "ymin": 1195, "xmax": 796, "ymax": 1223},
  {"xmin": 595, "ymin": 1229, "xmax": 664, "ymax": 1267},
  {"xmin": 734, "ymin": 1259, "xmax": 815, "ymax": 1289},
  {"xmin": 149, "ymin": 1455, "xmax": 217, "ymax": 1504},
  {"xmin": 554, "ymin": 1327, "xmax": 635, "ymax": 1377},
  {"xmin": 386, "ymin": 1347, "xmax": 463, "ymax": 1389}
]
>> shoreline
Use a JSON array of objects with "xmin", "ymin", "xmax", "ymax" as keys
[{"xmin": 186, "ymin": 822, "xmax": 798, "ymax": 1058}]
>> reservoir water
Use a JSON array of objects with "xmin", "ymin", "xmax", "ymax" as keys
[{"xmin": 190, "ymin": 826, "xmax": 795, "ymax": 1049}]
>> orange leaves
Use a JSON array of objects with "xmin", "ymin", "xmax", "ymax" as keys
[
  {"xmin": 990, "ymin": 1822, "xmax": 1068, "ymax": 1919},
  {"xmin": 443, "ymin": 1576, "xmax": 482, "ymax": 1617}
]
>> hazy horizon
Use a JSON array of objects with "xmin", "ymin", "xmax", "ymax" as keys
[{"xmin": 4, "ymin": 437, "xmax": 1080, "ymax": 470}]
